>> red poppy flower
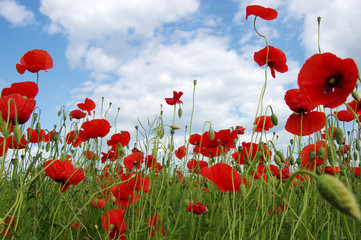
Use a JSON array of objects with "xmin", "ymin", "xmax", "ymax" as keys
[
  {"xmin": 16, "ymin": 49, "xmax": 53, "ymax": 74},
  {"xmin": 27, "ymin": 128, "xmax": 45, "ymax": 143},
  {"xmin": 187, "ymin": 202, "xmax": 208, "ymax": 215},
  {"xmin": 69, "ymin": 109, "xmax": 86, "ymax": 119},
  {"xmin": 253, "ymin": 115, "xmax": 274, "ymax": 132},
  {"xmin": 350, "ymin": 167, "xmax": 359, "ymax": 176},
  {"xmin": 145, "ymin": 155, "xmax": 157, "ymax": 168},
  {"xmin": 186, "ymin": 159, "xmax": 208, "ymax": 172},
  {"xmin": 175, "ymin": 145, "xmax": 186, "ymax": 159},
  {"xmin": 324, "ymin": 166, "xmax": 340, "ymax": 176},
  {"xmin": 111, "ymin": 183, "xmax": 139, "ymax": 209},
  {"xmin": 127, "ymin": 174, "xmax": 151, "ymax": 193},
  {"xmin": 254, "ymin": 46, "xmax": 288, "ymax": 78},
  {"xmin": 251, "ymin": 164, "xmax": 269, "ymax": 182},
  {"xmin": 74, "ymin": 119, "xmax": 111, "ymax": 147},
  {"xmin": 77, "ymin": 98, "xmax": 95, "ymax": 115},
  {"xmin": 6, "ymin": 135, "xmax": 27, "ymax": 149},
  {"xmin": 284, "ymin": 88, "xmax": 317, "ymax": 113},
  {"xmin": 107, "ymin": 131, "xmax": 131, "ymax": 147},
  {"xmin": 147, "ymin": 214, "xmax": 166, "ymax": 237},
  {"xmin": 300, "ymin": 141, "xmax": 328, "ymax": 171},
  {"xmin": 42, "ymin": 129, "xmax": 56, "ymax": 142},
  {"xmin": 200, "ymin": 163, "xmax": 244, "ymax": 192},
  {"xmin": 285, "ymin": 111, "xmax": 326, "ymax": 136},
  {"xmin": 269, "ymin": 164, "xmax": 291, "ymax": 180},
  {"xmin": 232, "ymin": 142, "xmax": 271, "ymax": 164},
  {"xmin": 43, "ymin": 159, "xmax": 85, "ymax": 192},
  {"xmin": 91, "ymin": 198, "xmax": 106, "ymax": 208},
  {"xmin": 235, "ymin": 126, "xmax": 246, "ymax": 135},
  {"xmin": 246, "ymin": 5, "xmax": 278, "ymax": 21},
  {"xmin": 102, "ymin": 208, "xmax": 127, "ymax": 240},
  {"xmin": 165, "ymin": 91, "xmax": 183, "ymax": 105},
  {"xmin": 1, "ymin": 216, "xmax": 17, "ymax": 237},
  {"xmin": 347, "ymin": 100, "xmax": 361, "ymax": 114},
  {"xmin": 334, "ymin": 110, "xmax": 355, "ymax": 122},
  {"xmin": 84, "ymin": 150, "xmax": 99, "ymax": 161},
  {"xmin": 298, "ymin": 53, "xmax": 359, "ymax": 108},
  {"xmin": 123, "ymin": 151, "xmax": 144, "ymax": 169},
  {"xmin": 189, "ymin": 129, "xmax": 238, "ymax": 158},
  {"xmin": 1, "ymin": 81, "xmax": 38, "ymax": 99},
  {"xmin": 0, "ymin": 94, "xmax": 36, "ymax": 124}
]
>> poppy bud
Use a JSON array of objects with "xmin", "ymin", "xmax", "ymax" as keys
[
  {"xmin": 353, "ymin": 152, "xmax": 358, "ymax": 161},
  {"xmin": 209, "ymin": 128, "xmax": 215, "ymax": 141},
  {"xmin": 276, "ymin": 151, "xmax": 285, "ymax": 163},
  {"xmin": 158, "ymin": 128, "xmax": 164, "ymax": 139},
  {"xmin": 309, "ymin": 151, "xmax": 317, "ymax": 161},
  {"xmin": 237, "ymin": 146, "xmax": 243, "ymax": 152},
  {"xmin": 318, "ymin": 147, "xmax": 326, "ymax": 159},
  {"xmin": 352, "ymin": 91, "xmax": 360, "ymax": 102},
  {"xmin": 178, "ymin": 107, "xmax": 182, "ymax": 118},
  {"xmin": 57, "ymin": 109, "xmax": 62, "ymax": 117},
  {"xmin": 94, "ymin": 224, "xmax": 98, "ymax": 230},
  {"xmin": 36, "ymin": 122, "xmax": 41, "ymax": 133},
  {"xmin": 233, "ymin": 138, "xmax": 237, "ymax": 145},
  {"xmin": 274, "ymin": 155, "xmax": 282, "ymax": 166},
  {"xmin": 334, "ymin": 127, "xmax": 343, "ymax": 145},
  {"xmin": 271, "ymin": 113, "xmax": 278, "ymax": 126},
  {"xmin": 327, "ymin": 149, "xmax": 336, "ymax": 167},
  {"xmin": 170, "ymin": 125, "xmax": 180, "ymax": 130},
  {"xmin": 296, "ymin": 157, "xmax": 301, "ymax": 166},
  {"xmin": 240, "ymin": 183, "xmax": 247, "ymax": 199},
  {"xmin": 13, "ymin": 124, "xmax": 21, "ymax": 144},
  {"xmin": 52, "ymin": 132, "xmax": 59, "ymax": 141},
  {"xmin": 316, "ymin": 174, "xmax": 361, "ymax": 220},
  {"xmin": 193, "ymin": 79, "xmax": 197, "ymax": 85},
  {"xmin": 46, "ymin": 143, "xmax": 50, "ymax": 152},
  {"xmin": 290, "ymin": 139, "xmax": 294, "ymax": 145},
  {"xmin": 170, "ymin": 129, "xmax": 175, "ymax": 135}
]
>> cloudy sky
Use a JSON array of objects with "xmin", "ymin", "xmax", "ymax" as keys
[{"xmin": 0, "ymin": 0, "xmax": 360, "ymax": 150}]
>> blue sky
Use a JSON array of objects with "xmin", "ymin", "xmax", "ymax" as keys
[{"xmin": 1, "ymin": 0, "xmax": 361, "ymax": 149}]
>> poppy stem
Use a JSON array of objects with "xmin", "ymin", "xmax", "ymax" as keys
[{"xmin": 317, "ymin": 17, "xmax": 322, "ymax": 54}]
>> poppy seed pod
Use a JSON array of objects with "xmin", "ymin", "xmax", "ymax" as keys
[
  {"xmin": 317, "ymin": 174, "xmax": 361, "ymax": 220},
  {"xmin": 334, "ymin": 127, "xmax": 344, "ymax": 145}
]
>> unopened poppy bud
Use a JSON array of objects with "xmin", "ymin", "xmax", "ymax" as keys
[
  {"xmin": 170, "ymin": 129, "xmax": 175, "ymax": 135},
  {"xmin": 178, "ymin": 107, "xmax": 182, "ymax": 118},
  {"xmin": 94, "ymin": 224, "xmax": 98, "ymax": 230},
  {"xmin": 317, "ymin": 174, "xmax": 361, "ymax": 220},
  {"xmin": 352, "ymin": 91, "xmax": 360, "ymax": 102},
  {"xmin": 290, "ymin": 139, "xmax": 294, "ymax": 145},
  {"xmin": 158, "ymin": 128, "xmax": 164, "ymax": 139},
  {"xmin": 36, "ymin": 122, "xmax": 41, "ymax": 133},
  {"xmin": 57, "ymin": 109, "xmax": 62, "ymax": 117},
  {"xmin": 318, "ymin": 147, "xmax": 326, "ymax": 159},
  {"xmin": 240, "ymin": 183, "xmax": 247, "ymax": 199},
  {"xmin": 276, "ymin": 151, "xmax": 285, "ymax": 163},
  {"xmin": 46, "ymin": 142, "xmax": 50, "ymax": 152},
  {"xmin": 0, "ymin": 117, "xmax": 8, "ymax": 136},
  {"xmin": 52, "ymin": 132, "xmax": 59, "ymax": 141},
  {"xmin": 237, "ymin": 146, "xmax": 243, "ymax": 152},
  {"xmin": 233, "ymin": 138, "xmax": 237, "ymax": 145},
  {"xmin": 309, "ymin": 151, "xmax": 317, "ymax": 161},
  {"xmin": 296, "ymin": 157, "xmax": 301, "ymax": 165},
  {"xmin": 170, "ymin": 125, "xmax": 180, "ymax": 130},
  {"xmin": 334, "ymin": 127, "xmax": 344, "ymax": 145},
  {"xmin": 13, "ymin": 124, "xmax": 21, "ymax": 143},
  {"xmin": 353, "ymin": 151, "xmax": 358, "ymax": 161},
  {"xmin": 209, "ymin": 128, "xmax": 215, "ymax": 141},
  {"xmin": 327, "ymin": 149, "xmax": 336, "ymax": 167},
  {"xmin": 193, "ymin": 79, "xmax": 197, "ymax": 85},
  {"xmin": 274, "ymin": 155, "xmax": 282, "ymax": 166},
  {"xmin": 271, "ymin": 113, "xmax": 278, "ymax": 126}
]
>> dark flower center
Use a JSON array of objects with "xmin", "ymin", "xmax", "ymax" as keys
[{"xmin": 324, "ymin": 72, "xmax": 343, "ymax": 94}]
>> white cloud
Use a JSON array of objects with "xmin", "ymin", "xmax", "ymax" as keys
[{"xmin": 0, "ymin": 0, "xmax": 35, "ymax": 26}]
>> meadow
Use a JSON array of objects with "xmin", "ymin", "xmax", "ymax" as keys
[{"xmin": 1, "ymin": 4, "xmax": 361, "ymax": 240}]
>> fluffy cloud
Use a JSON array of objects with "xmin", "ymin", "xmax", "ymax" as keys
[{"xmin": 0, "ymin": 0, "xmax": 35, "ymax": 26}]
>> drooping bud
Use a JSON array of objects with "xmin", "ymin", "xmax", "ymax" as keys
[
  {"xmin": 271, "ymin": 113, "xmax": 278, "ymax": 126},
  {"xmin": 288, "ymin": 156, "xmax": 294, "ymax": 165},
  {"xmin": 309, "ymin": 151, "xmax": 317, "ymax": 161},
  {"xmin": 275, "ymin": 151, "xmax": 285, "ymax": 163},
  {"xmin": 327, "ymin": 149, "xmax": 336, "ymax": 167},
  {"xmin": 158, "ymin": 128, "xmax": 164, "ymax": 139},
  {"xmin": 334, "ymin": 127, "xmax": 344, "ymax": 145},
  {"xmin": 352, "ymin": 91, "xmax": 360, "ymax": 102},
  {"xmin": 317, "ymin": 174, "xmax": 361, "ymax": 220},
  {"xmin": 356, "ymin": 140, "xmax": 360, "ymax": 151},
  {"xmin": 13, "ymin": 124, "xmax": 21, "ymax": 144},
  {"xmin": 209, "ymin": 128, "xmax": 215, "ymax": 141},
  {"xmin": 318, "ymin": 147, "xmax": 326, "ymax": 159},
  {"xmin": 52, "ymin": 132, "xmax": 59, "ymax": 141}
]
